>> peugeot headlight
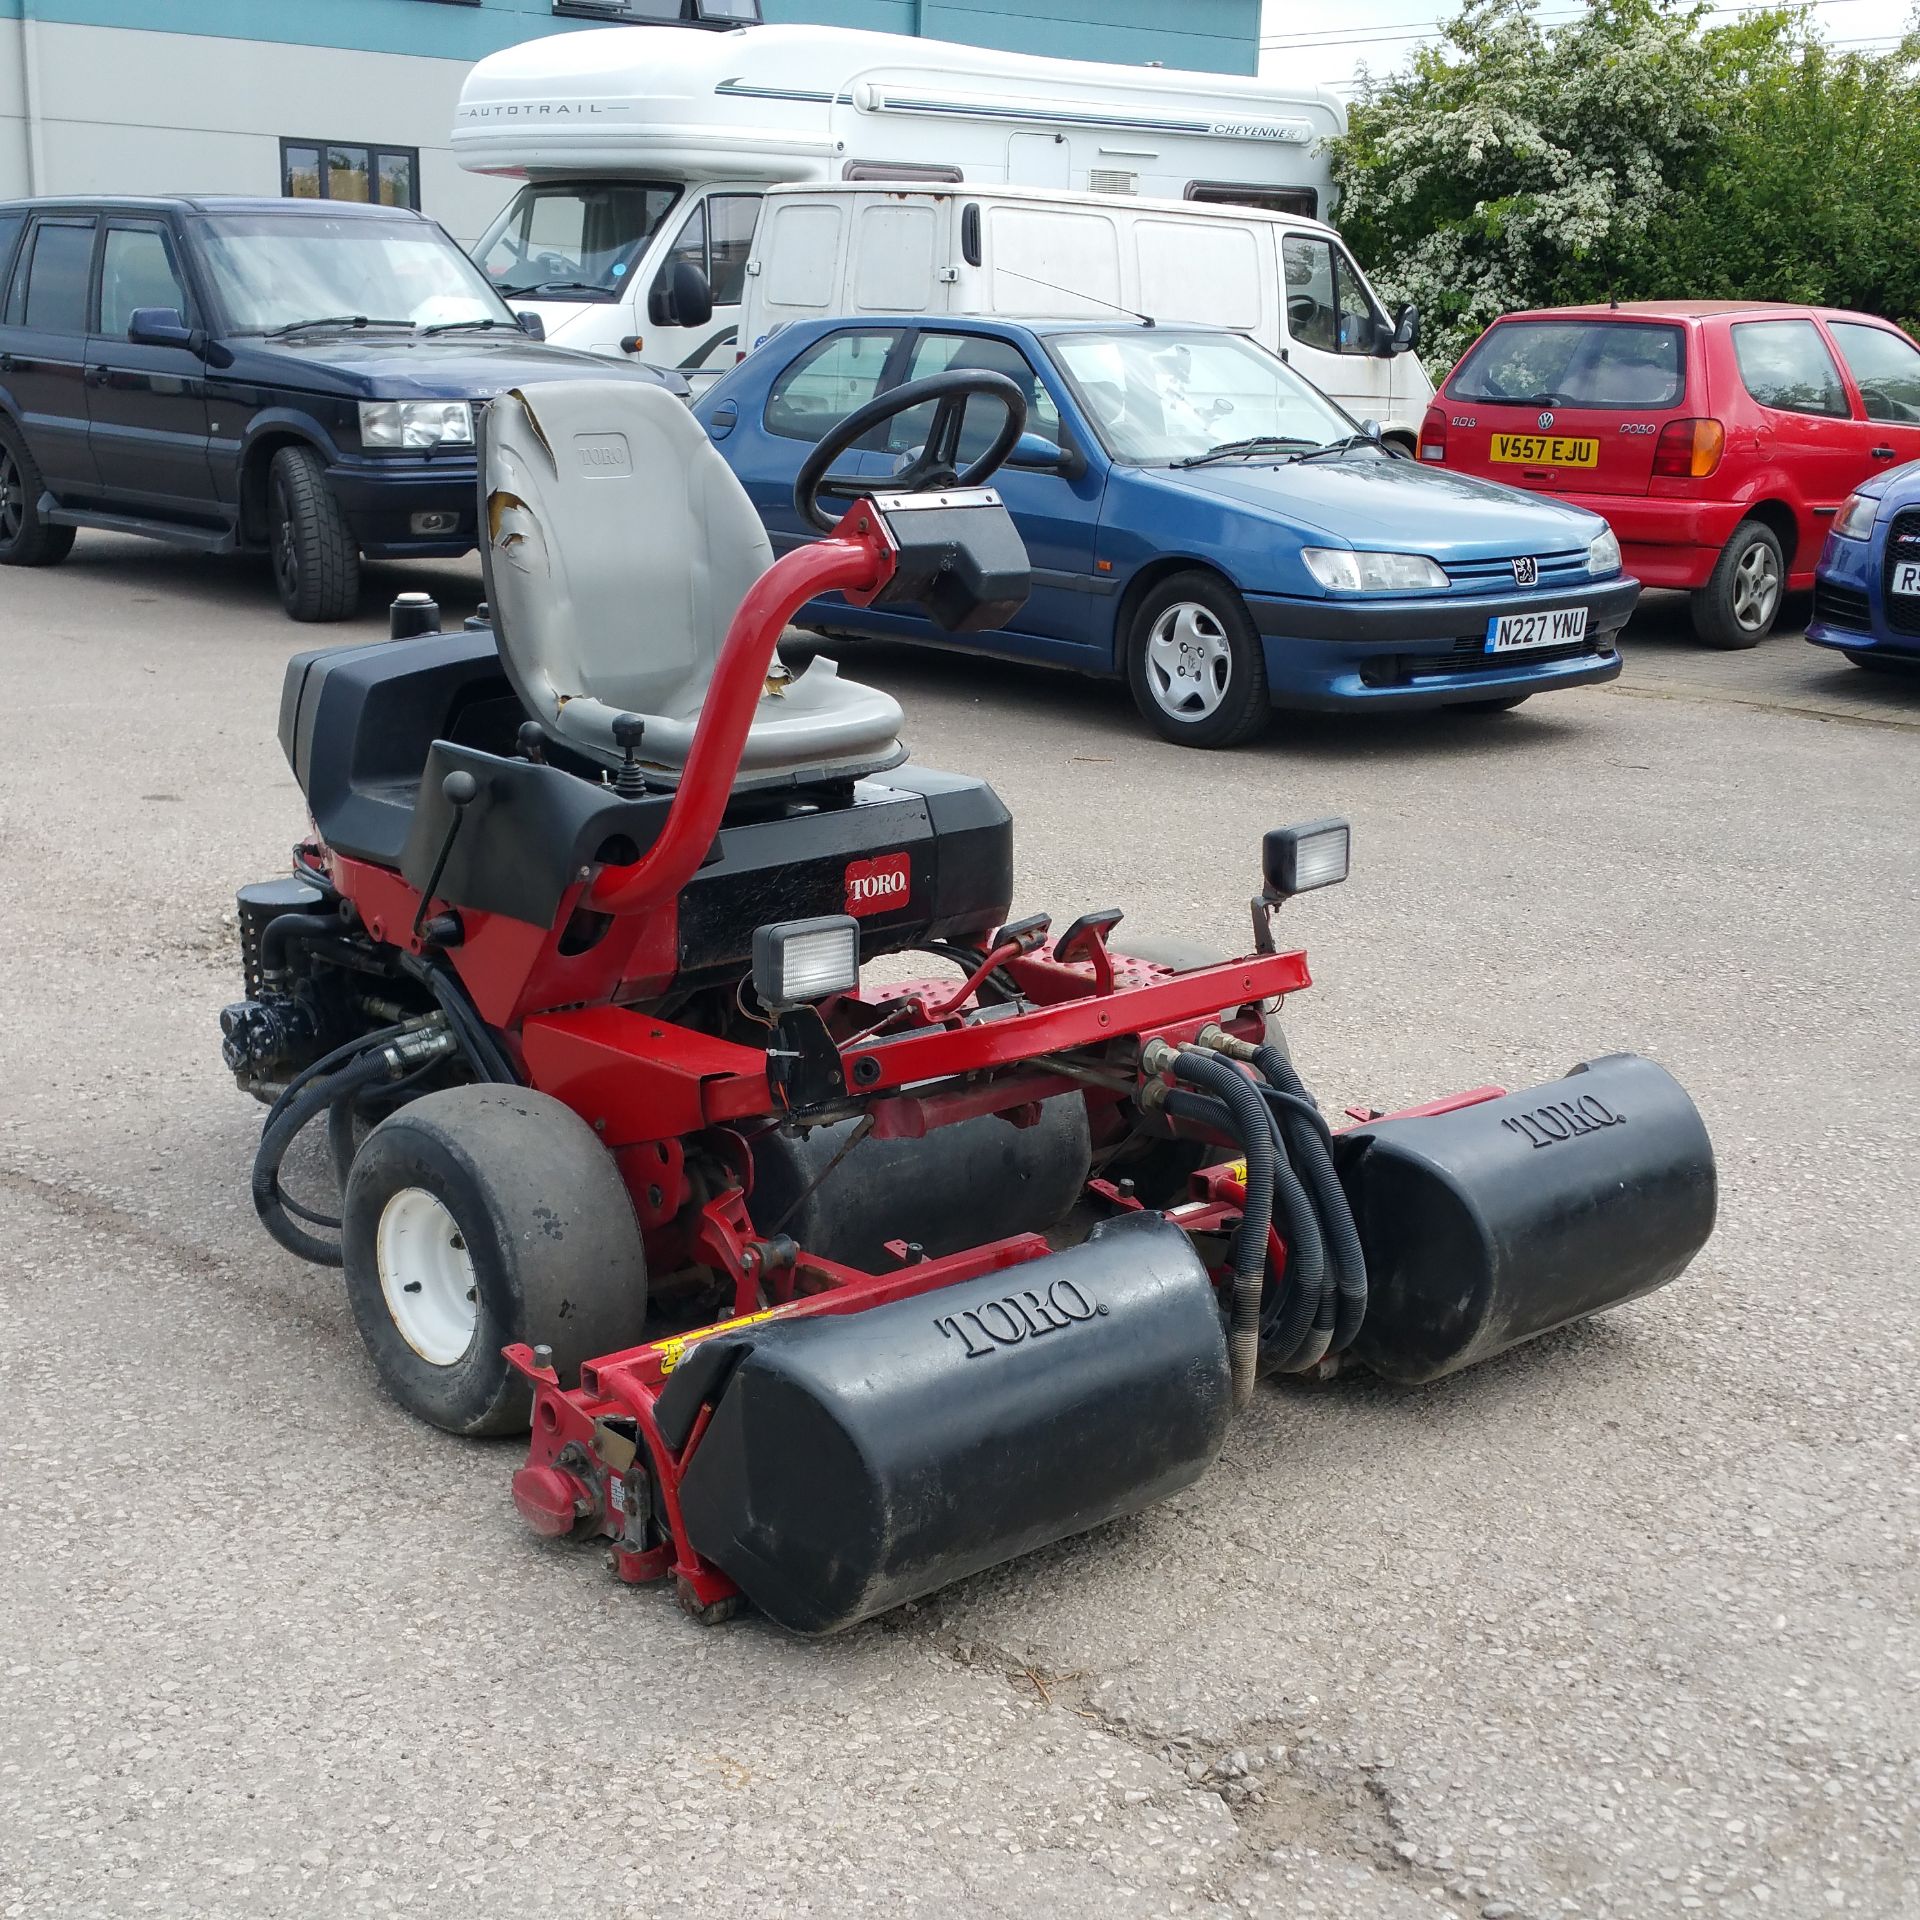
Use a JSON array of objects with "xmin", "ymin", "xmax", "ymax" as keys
[
  {"xmin": 358, "ymin": 400, "xmax": 475, "ymax": 451},
  {"xmin": 1586, "ymin": 526, "xmax": 1622, "ymax": 576},
  {"xmin": 1834, "ymin": 492, "xmax": 1879, "ymax": 541},
  {"xmin": 1301, "ymin": 547, "xmax": 1448, "ymax": 593}
]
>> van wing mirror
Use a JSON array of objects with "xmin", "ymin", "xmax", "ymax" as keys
[
  {"xmin": 515, "ymin": 309, "xmax": 546, "ymax": 341},
  {"xmin": 1390, "ymin": 303, "xmax": 1422, "ymax": 356}
]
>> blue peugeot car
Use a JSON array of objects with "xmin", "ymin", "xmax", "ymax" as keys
[
  {"xmin": 694, "ymin": 316, "xmax": 1638, "ymax": 746},
  {"xmin": 1807, "ymin": 465, "xmax": 1920, "ymax": 673}
]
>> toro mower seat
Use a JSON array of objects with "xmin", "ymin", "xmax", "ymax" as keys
[{"xmin": 482, "ymin": 381, "xmax": 906, "ymax": 788}]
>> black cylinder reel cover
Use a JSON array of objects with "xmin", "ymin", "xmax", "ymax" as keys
[
  {"xmin": 665, "ymin": 1211, "xmax": 1231, "ymax": 1635},
  {"xmin": 1335, "ymin": 1053, "xmax": 1716, "ymax": 1386},
  {"xmin": 747, "ymin": 1094, "xmax": 1092, "ymax": 1271}
]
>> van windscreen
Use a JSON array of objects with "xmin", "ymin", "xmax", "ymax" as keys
[{"xmin": 1450, "ymin": 319, "xmax": 1686, "ymax": 410}]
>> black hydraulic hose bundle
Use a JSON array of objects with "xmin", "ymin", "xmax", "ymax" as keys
[
  {"xmin": 1155, "ymin": 1031, "xmax": 1370, "ymax": 1386},
  {"xmin": 1163, "ymin": 1049, "xmax": 1272, "ymax": 1409}
]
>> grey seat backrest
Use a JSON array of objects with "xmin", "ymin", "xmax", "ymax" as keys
[{"xmin": 482, "ymin": 379, "xmax": 904, "ymax": 785}]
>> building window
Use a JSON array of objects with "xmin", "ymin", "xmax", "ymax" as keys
[
  {"xmin": 281, "ymin": 140, "xmax": 420, "ymax": 210},
  {"xmin": 553, "ymin": 1, "xmax": 761, "ymax": 21}
]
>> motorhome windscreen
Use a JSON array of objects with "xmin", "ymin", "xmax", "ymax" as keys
[
  {"xmin": 476, "ymin": 182, "xmax": 682, "ymax": 301},
  {"xmin": 1049, "ymin": 329, "xmax": 1350, "ymax": 465}
]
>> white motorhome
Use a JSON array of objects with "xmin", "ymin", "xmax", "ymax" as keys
[
  {"xmin": 741, "ymin": 183, "xmax": 1433, "ymax": 443},
  {"xmin": 453, "ymin": 23, "xmax": 1345, "ymax": 379}
]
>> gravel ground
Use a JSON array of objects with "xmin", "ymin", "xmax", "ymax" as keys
[{"xmin": 1, "ymin": 540, "xmax": 1916, "ymax": 1920}]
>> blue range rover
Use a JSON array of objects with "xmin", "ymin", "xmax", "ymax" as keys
[{"xmin": 0, "ymin": 196, "xmax": 685, "ymax": 620}]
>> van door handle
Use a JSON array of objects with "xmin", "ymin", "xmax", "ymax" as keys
[{"xmin": 1871, "ymin": 445, "xmax": 1896, "ymax": 460}]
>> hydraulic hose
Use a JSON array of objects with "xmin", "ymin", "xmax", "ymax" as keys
[
  {"xmin": 252, "ymin": 1025, "xmax": 460, "ymax": 1266},
  {"xmin": 1251, "ymin": 1043, "xmax": 1368, "ymax": 1354},
  {"xmin": 1165, "ymin": 1047, "xmax": 1274, "ymax": 1410},
  {"xmin": 1162, "ymin": 1085, "xmax": 1326, "ymax": 1370},
  {"xmin": 260, "ymin": 911, "xmax": 347, "ymax": 976}
]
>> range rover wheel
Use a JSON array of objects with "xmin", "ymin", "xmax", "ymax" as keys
[
  {"xmin": 0, "ymin": 420, "xmax": 76, "ymax": 568},
  {"xmin": 1125, "ymin": 571, "xmax": 1271, "ymax": 749},
  {"xmin": 342, "ymin": 1087, "xmax": 650, "ymax": 1436},
  {"xmin": 268, "ymin": 444, "xmax": 360, "ymax": 622}
]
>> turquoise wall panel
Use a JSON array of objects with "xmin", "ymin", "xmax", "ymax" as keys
[{"xmin": 5, "ymin": 1, "xmax": 1258, "ymax": 75}]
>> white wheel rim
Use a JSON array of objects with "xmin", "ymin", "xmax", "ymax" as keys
[
  {"xmin": 376, "ymin": 1187, "xmax": 479, "ymax": 1367},
  {"xmin": 1732, "ymin": 543, "xmax": 1780, "ymax": 630},
  {"xmin": 1145, "ymin": 602, "xmax": 1232, "ymax": 719}
]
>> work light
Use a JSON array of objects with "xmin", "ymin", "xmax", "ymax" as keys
[
  {"xmin": 752, "ymin": 915, "xmax": 861, "ymax": 1010},
  {"xmin": 1263, "ymin": 819, "xmax": 1351, "ymax": 899}
]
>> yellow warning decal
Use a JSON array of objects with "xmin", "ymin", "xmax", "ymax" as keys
[
  {"xmin": 1224, "ymin": 1158, "xmax": 1248, "ymax": 1187},
  {"xmin": 653, "ymin": 1307, "xmax": 781, "ymax": 1376}
]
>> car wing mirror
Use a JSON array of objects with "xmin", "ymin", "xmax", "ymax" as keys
[
  {"xmin": 1004, "ymin": 430, "xmax": 1086, "ymax": 480},
  {"xmin": 128, "ymin": 305, "xmax": 230, "ymax": 368},
  {"xmin": 128, "ymin": 305, "xmax": 195, "ymax": 351},
  {"xmin": 515, "ymin": 309, "xmax": 545, "ymax": 341}
]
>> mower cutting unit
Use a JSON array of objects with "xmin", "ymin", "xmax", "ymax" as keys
[{"xmin": 225, "ymin": 369, "xmax": 1717, "ymax": 1634}]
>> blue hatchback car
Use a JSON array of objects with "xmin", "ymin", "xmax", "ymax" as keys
[
  {"xmin": 694, "ymin": 316, "xmax": 1639, "ymax": 746},
  {"xmin": 1807, "ymin": 464, "xmax": 1920, "ymax": 672}
]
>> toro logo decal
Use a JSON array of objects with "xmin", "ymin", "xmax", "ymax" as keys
[{"xmin": 845, "ymin": 852, "xmax": 910, "ymax": 917}]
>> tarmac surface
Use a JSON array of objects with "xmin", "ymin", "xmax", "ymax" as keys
[{"xmin": 1, "ymin": 539, "xmax": 1916, "ymax": 1920}]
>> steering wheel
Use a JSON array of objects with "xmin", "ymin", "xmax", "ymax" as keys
[{"xmin": 794, "ymin": 368, "xmax": 1027, "ymax": 534}]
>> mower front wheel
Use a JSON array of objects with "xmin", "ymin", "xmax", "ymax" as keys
[{"xmin": 342, "ymin": 1086, "xmax": 649, "ymax": 1436}]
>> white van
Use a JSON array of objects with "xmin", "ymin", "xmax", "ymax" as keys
[
  {"xmin": 741, "ymin": 183, "xmax": 1432, "ymax": 443},
  {"xmin": 454, "ymin": 23, "xmax": 1346, "ymax": 382}
]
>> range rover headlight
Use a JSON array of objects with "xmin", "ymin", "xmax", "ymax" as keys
[
  {"xmin": 358, "ymin": 400, "xmax": 475, "ymax": 451},
  {"xmin": 1301, "ymin": 547, "xmax": 1449, "ymax": 593}
]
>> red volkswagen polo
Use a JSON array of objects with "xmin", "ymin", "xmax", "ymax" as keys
[{"xmin": 1421, "ymin": 302, "xmax": 1920, "ymax": 646}]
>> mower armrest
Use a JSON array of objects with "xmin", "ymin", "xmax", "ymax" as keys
[{"xmin": 401, "ymin": 742, "xmax": 673, "ymax": 929}]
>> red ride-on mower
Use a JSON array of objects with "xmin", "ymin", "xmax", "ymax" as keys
[{"xmin": 225, "ymin": 370, "xmax": 1717, "ymax": 1634}]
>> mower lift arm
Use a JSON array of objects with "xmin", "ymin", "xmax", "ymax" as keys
[{"xmin": 590, "ymin": 514, "xmax": 899, "ymax": 918}]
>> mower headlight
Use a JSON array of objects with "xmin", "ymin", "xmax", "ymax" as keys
[
  {"xmin": 1834, "ymin": 491, "xmax": 1879, "ymax": 541},
  {"xmin": 358, "ymin": 399, "xmax": 475, "ymax": 451},
  {"xmin": 1586, "ymin": 526, "xmax": 1622, "ymax": 575},
  {"xmin": 1301, "ymin": 547, "xmax": 1448, "ymax": 594},
  {"xmin": 753, "ymin": 914, "xmax": 861, "ymax": 1010},
  {"xmin": 1263, "ymin": 818, "xmax": 1350, "ymax": 899}
]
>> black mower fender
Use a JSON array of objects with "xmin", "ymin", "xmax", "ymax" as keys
[
  {"xmin": 1336, "ymin": 1052, "xmax": 1716, "ymax": 1386},
  {"xmin": 665, "ymin": 1211, "xmax": 1231, "ymax": 1635}
]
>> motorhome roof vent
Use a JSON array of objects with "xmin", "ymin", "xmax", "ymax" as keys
[{"xmin": 1090, "ymin": 169, "xmax": 1139, "ymax": 196}]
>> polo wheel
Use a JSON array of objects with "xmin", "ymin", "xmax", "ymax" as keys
[
  {"xmin": 342, "ymin": 1086, "xmax": 649, "ymax": 1436},
  {"xmin": 1125, "ymin": 571, "xmax": 1270, "ymax": 749},
  {"xmin": 1690, "ymin": 521, "xmax": 1782, "ymax": 649},
  {"xmin": 268, "ymin": 443, "xmax": 359, "ymax": 622},
  {"xmin": 0, "ymin": 420, "xmax": 76, "ymax": 567}
]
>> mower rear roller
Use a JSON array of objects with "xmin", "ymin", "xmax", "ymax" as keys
[{"xmin": 342, "ymin": 1086, "xmax": 649, "ymax": 1436}]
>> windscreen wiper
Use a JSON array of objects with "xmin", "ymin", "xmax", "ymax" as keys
[
  {"xmin": 496, "ymin": 280, "xmax": 612, "ymax": 299},
  {"xmin": 262, "ymin": 315, "xmax": 412, "ymax": 338},
  {"xmin": 1175, "ymin": 435, "xmax": 1316, "ymax": 469},
  {"xmin": 419, "ymin": 318, "xmax": 509, "ymax": 336},
  {"xmin": 1292, "ymin": 432, "xmax": 1388, "ymax": 464}
]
